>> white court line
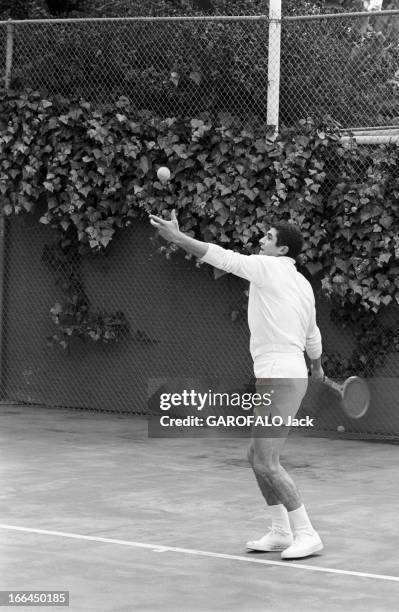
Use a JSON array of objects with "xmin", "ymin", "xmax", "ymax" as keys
[{"xmin": 1, "ymin": 523, "xmax": 399, "ymax": 583}]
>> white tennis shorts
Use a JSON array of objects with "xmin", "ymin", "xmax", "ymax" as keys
[
  {"xmin": 254, "ymin": 353, "xmax": 309, "ymax": 434},
  {"xmin": 254, "ymin": 352, "xmax": 308, "ymax": 379}
]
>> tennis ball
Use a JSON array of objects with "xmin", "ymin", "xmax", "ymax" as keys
[
  {"xmin": 157, "ymin": 167, "xmax": 171, "ymax": 182},
  {"xmin": 337, "ymin": 425, "xmax": 345, "ymax": 433}
]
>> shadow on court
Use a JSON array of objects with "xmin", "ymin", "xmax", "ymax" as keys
[{"xmin": 1, "ymin": 404, "xmax": 398, "ymax": 612}]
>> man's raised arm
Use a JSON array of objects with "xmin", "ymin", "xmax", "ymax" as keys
[
  {"xmin": 149, "ymin": 210, "xmax": 208, "ymax": 259},
  {"xmin": 149, "ymin": 209, "xmax": 267, "ymax": 285}
]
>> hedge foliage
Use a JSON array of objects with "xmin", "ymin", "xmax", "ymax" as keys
[{"xmin": 0, "ymin": 89, "xmax": 398, "ymax": 370}]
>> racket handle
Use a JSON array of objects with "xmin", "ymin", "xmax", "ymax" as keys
[{"xmin": 322, "ymin": 375, "xmax": 343, "ymax": 394}]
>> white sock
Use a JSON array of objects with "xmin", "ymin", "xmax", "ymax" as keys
[
  {"xmin": 269, "ymin": 504, "xmax": 292, "ymax": 535},
  {"xmin": 288, "ymin": 504, "xmax": 315, "ymax": 535}
]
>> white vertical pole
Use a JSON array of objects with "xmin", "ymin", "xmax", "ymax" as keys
[
  {"xmin": 5, "ymin": 19, "xmax": 14, "ymax": 91},
  {"xmin": 267, "ymin": 0, "xmax": 282, "ymax": 136}
]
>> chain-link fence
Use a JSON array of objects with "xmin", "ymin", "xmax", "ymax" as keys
[
  {"xmin": 1, "ymin": 211, "xmax": 399, "ymax": 440},
  {"xmin": 2, "ymin": 10, "xmax": 399, "ymax": 128},
  {"xmin": 6, "ymin": 16, "xmax": 271, "ymax": 121},
  {"xmin": 282, "ymin": 10, "xmax": 399, "ymax": 129},
  {"xmin": 0, "ymin": 9, "xmax": 399, "ymax": 440}
]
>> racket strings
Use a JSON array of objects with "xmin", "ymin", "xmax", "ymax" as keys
[{"xmin": 343, "ymin": 379, "xmax": 370, "ymax": 418}]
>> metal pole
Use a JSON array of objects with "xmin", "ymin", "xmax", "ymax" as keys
[
  {"xmin": 5, "ymin": 19, "xmax": 14, "ymax": 90},
  {"xmin": 267, "ymin": 0, "xmax": 282, "ymax": 136},
  {"xmin": 284, "ymin": 9, "xmax": 399, "ymax": 22},
  {"xmin": 0, "ymin": 9, "xmax": 396, "ymax": 25},
  {"xmin": 0, "ymin": 15, "xmax": 270, "ymax": 25},
  {"xmin": 0, "ymin": 214, "xmax": 6, "ymax": 400},
  {"xmin": 0, "ymin": 21, "xmax": 11, "ymax": 398}
]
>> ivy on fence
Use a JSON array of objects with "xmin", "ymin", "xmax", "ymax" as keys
[{"xmin": 0, "ymin": 89, "xmax": 398, "ymax": 371}]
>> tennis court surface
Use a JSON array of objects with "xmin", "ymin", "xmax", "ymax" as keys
[{"xmin": 1, "ymin": 404, "xmax": 398, "ymax": 612}]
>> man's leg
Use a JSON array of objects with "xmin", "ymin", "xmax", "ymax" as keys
[
  {"xmin": 251, "ymin": 469, "xmax": 281, "ymax": 505},
  {"xmin": 246, "ymin": 377, "xmax": 323, "ymax": 558},
  {"xmin": 248, "ymin": 435, "xmax": 302, "ymax": 510},
  {"xmin": 247, "ymin": 435, "xmax": 322, "ymax": 558},
  {"xmin": 246, "ymin": 440, "xmax": 292, "ymax": 548},
  {"xmin": 246, "ymin": 436, "xmax": 297, "ymax": 551},
  {"xmin": 248, "ymin": 376, "xmax": 304, "ymax": 510}
]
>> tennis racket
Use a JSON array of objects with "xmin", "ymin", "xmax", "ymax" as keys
[{"xmin": 322, "ymin": 375, "xmax": 370, "ymax": 419}]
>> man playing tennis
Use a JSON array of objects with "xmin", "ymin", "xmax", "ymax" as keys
[{"xmin": 150, "ymin": 210, "xmax": 324, "ymax": 560}]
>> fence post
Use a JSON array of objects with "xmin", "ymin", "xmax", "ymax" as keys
[
  {"xmin": 0, "ymin": 19, "xmax": 12, "ymax": 398},
  {"xmin": 267, "ymin": 0, "xmax": 282, "ymax": 136},
  {"xmin": 0, "ymin": 214, "xmax": 6, "ymax": 400},
  {"xmin": 5, "ymin": 18, "xmax": 14, "ymax": 90}
]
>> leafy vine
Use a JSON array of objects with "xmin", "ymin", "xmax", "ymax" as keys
[{"xmin": 0, "ymin": 89, "xmax": 397, "ymax": 370}]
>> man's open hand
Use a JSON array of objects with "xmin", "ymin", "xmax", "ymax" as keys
[{"xmin": 149, "ymin": 209, "xmax": 180, "ymax": 243}]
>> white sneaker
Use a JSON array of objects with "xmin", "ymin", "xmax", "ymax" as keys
[
  {"xmin": 281, "ymin": 530, "xmax": 323, "ymax": 559},
  {"xmin": 246, "ymin": 529, "xmax": 293, "ymax": 552}
]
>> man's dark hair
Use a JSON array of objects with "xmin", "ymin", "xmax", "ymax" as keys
[{"xmin": 273, "ymin": 221, "xmax": 304, "ymax": 260}]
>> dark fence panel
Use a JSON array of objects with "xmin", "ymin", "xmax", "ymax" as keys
[{"xmin": 2, "ymin": 215, "xmax": 399, "ymax": 439}]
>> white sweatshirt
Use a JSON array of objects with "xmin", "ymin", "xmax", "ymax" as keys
[{"xmin": 201, "ymin": 243, "xmax": 322, "ymax": 368}]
